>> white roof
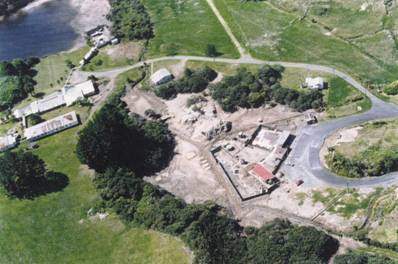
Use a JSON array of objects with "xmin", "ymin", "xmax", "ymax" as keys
[
  {"xmin": 150, "ymin": 68, "xmax": 172, "ymax": 84},
  {"xmin": 37, "ymin": 91, "xmax": 65, "ymax": 112},
  {"xmin": 0, "ymin": 135, "xmax": 17, "ymax": 151},
  {"xmin": 63, "ymin": 86, "xmax": 83, "ymax": 106},
  {"xmin": 76, "ymin": 80, "xmax": 95, "ymax": 96},
  {"xmin": 13, "ymin": 91, "xmax": 65, "ymax": 118},
  {"xmin": 276, "ymin": 130, "xmax": 290, "ymax": 146},
  {"xmin": 24, "ymin": 111, "xmax": 79, "ymax": 140},
  {"xmin": 62, "ymin": 80, "xmax": 95, "ymax": 106},
  {"xmin": 305, "ymin": 77, "xmax": 324, "ymax": 89},
  {"xmin": 252, "ymin": 129, "xmax": 280, "ymax": 150}
]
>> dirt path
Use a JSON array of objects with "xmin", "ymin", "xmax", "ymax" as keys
[{"xmin": 205, "ymin": 0, "xmax": 249, "ymax": 59}]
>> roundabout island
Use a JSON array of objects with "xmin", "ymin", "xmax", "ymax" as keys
[{"xmin": 283, "ymin": 90, "xmax": 398, "ymax": 188}]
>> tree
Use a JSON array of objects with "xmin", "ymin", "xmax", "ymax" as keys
[
  {"xmin": 65, "ymin": 59, "xmax": 75, "ymax": 69},
  {"xmin": 77, "ymin": 97, "xmax": 175, "ymax": 175},
  {"xmin": 154, "ymin": 67, "xmax": 217, "ymax": 99},
  {"xmin": 206, "ymin": 44, "xmax": 218, "ymax": 57},
  {"xmin": 28, "ymin": 113, "xmax": 44, "ymax": 126},
  {"xmin": 0, "ymin": 58, "xmax": 39, "ymax": 109},
  {"xmin": 108, "ymin": 0, "xmax": 154, "ymax": 40},
  {"xmin": 95, "ymin": 168, "xmax": 143, "ymax": 203},
  {"xmin": 0, "ymin": 61, "xmax": 16, "ymax": 76},
  {"xmin": 210, "ymin": 65, "xmax": 324, "ymax": 112},
  {"xmin": 0, "ymin": 151, "xmax": 46, "ymax": 198}
]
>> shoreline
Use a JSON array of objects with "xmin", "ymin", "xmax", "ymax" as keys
[
  {"xmin": 0, "ymin": 0, "xmax": 54, "ymax": 22},
  {"xmin": 22, "ymin": 0, "xmax": 55, "ymax": 12},
  {"xmin": 0, "ymin": 0, "xmax": 110, "ymax": 60}
]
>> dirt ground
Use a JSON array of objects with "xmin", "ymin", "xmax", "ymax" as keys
[
  {"xmin": 69, "ymin": 0, "xmax": 111, "ymax": 32},
  {"xmin": 106, "ymin": 42, "xmax": 143, "ymax": 61},
  {"xmin": 146, "ymin": 136, "xmax": 229, "ymax": 206},
  {"xmin": 122, "ymin": 85, "xmax": 362, "ymax": 234}
]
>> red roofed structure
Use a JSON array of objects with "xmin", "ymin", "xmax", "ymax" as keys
[{"xmin": 250, "ymin": 163, "xmax": 274, "ymax": 182}]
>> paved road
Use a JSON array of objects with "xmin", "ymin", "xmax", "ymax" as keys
[{"xmin": 84, "ymin": 54, "xmax": 398, "ymax": 187}]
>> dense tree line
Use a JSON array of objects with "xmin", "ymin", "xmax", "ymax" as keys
[
  {"xmin": 0, "ymin": 151, "xmax": 68, "ymax": 198},
  {"xmin": 0, "ymin": 0, "xmax": 33, "ymax": 16},
  {"xmin": 76, "ymin": 95, "xmax": 175, "ymax": 175},
  {"xmin": 93, "ymin": 168, "xmax": 339, "ymax": 264},
  {"xmin": 327, "ymin": 146, "xmax": 398, "ymax": 178},
  {"xmin": 107, "ymin": 0, "xmax": 153, "ymax": 40},
  {"xmin": 0, "ymin": 57, "xmax": 40, "ymax": 110},
  {"xmin": 334, "ymin": 252, "xmax": 395, "ymax": 264},
  {"xmin": 154, "ymin": 66, "xmax": 218, "ymax": 99},
  {"xmin": 210, "ymin": 65, "xmax": 324, "ymax": 112},
  {"xmin": 77, "ymin": 90, "xmax": 340, "ymax": 263}
]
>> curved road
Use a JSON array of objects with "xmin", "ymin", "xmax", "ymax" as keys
[{"xmin": 84, "ymin": 54, "xmax": 398, "ymax": 188}]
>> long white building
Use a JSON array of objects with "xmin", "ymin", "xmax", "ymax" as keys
[
  {"xmin": 24, "ymin": 111, "xmax": 79, "ymax": 141},
  {"xmin": 0, "ymin": 135, "xmax": 17, "ymax": 152},
  {"xmin": 13, "ymin": 80, "xmax": 96, "ymax": 119}
]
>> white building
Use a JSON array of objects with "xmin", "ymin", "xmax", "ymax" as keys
[
  {"xmin": 24, "ymin": 111, "xmax": 79, "ymax": 141},
  {"xmin": 13, "ymin": 91, "xmax": 65, "ymax": 119},
  {"xmin": 150, "ymin": 68, "xmax": 173, "ymax": 85},
  {"xmin": 62, "ymin": 80, "xmax": 96, "ymax": 106},
  {"xmin": 0, "ymin": 135, "xmax": 17, "ymax": 152},
  {"xmin": 305, "ymin": 77, "xmax": 325, "ymax": 90},
  {"xmin": 13, "ymin": 80, "xmax": 96, "ymax": 119},
  {"xmin": 110, "ymin": 38, "xmax": 120, "ymax": 45},
  {"xmin": 252, "ymin": 128, "xmax": 290, "ymax": 150}
]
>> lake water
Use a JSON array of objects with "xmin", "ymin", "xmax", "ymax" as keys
[{"xmin": 0, "ymin": 0, "xmax": 81, "ymax": 61}]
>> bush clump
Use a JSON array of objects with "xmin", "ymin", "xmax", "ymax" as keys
[
  {"xmin": 154, "ymin": 66, "xmax": 217, "ymax": 99},
  {"xmin": 210, "ymin": 65, "xmax": 324, "ymax": 112}
]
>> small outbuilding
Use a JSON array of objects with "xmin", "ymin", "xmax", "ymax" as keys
[
  {"xmin": 150, "ymin": 68, "xmax": 173, "ymax": 85},
  {"xmin": 304, "ymin": 77, "xmax": 325, "ymax": 90},
  {"xmin": 305, "ymin": 112, "xmax": 318, "ymax": 125},
  {"xmin": 110, "ymin": 38, "xmax": 120, "ymax": 45}
]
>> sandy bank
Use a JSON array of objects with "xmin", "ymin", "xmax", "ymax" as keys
[{"xmin": 68, "ymin": 0, "xmax": 111, "ymax": 51}]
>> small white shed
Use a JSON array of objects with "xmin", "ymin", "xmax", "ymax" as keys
[
  {"xmin": 150, "ymin": 68, "xmax": 173, "ymax": 85},
  {"xmin": 305, "ymin": 77, "xmax": 325, "ymax": 90}
]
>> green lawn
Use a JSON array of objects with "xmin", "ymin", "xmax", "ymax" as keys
[
  {"xmin": 0, "ymin": 107, "xmax": 190, "ymax": 263},
  {"xmin": 213, "ymin": 0, "xmax": 398, "ymax": 85},
  {"xmin": 357, "ymin": 246, "xmax": 398, "ymax": 261},
  {"xmin": 82, "ymin": 41, "xmax": 145, "ymax": 72},
  {"xmin": 336, "ymin": 119, "xmax": 398, "ymax": 159},
  {"xmin": 311, "ymin": 188, "xmax": 383, "ymax": 219},
  {"xmin": 268, "ymin": 0, "xmax": 385, "ymax": 39},
  {"xmin": 33, "ymin": 48, "xmax": 89, "ymax": 94},
  {"xmin": 325, "ymin": 77, "xmax": 371, "ymax": 118},
  {"xmin": 144, "ymin": 0, "xmax": 239, "ymax": 58}
]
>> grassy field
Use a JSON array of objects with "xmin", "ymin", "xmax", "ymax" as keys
[
  {"xmin": 336, "ymin": 119, "xmax": 398, "ymax": 158},
  {"xmin": 268, "ymin": 0, "xmax": 385, "ymax": 38},
  {"xmin": 325, "ymin": 77, "xmax": 371, "ymax": 119},
  {"xmin": 33, "ymin": 47, "xmax": 89, "ymax": 95},
  {"xmin": 213, "ymin": 0, "xmax": 398, "ymax": 85},
  {"xmin": 311, "ymin": 188, "xmax": 383, "ymax": 219},
  {"xmin": 82, "ymin": 41, "xmax": 144, "ymax": 72},
  {"xmin": 144, "ymin": 0, "xmax": 239, "ymax": 58},
  {"xmin": 0, "ymin": 106, "xmax": 190, "ymax": 263},
  {"xmin": 357, "ymin": 246, "xmax": 398, "ymax": 261}
]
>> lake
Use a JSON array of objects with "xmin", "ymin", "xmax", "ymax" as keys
[{"xmin": 0, "ymin": 0, "xmax": 81, "ymax": 61}]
